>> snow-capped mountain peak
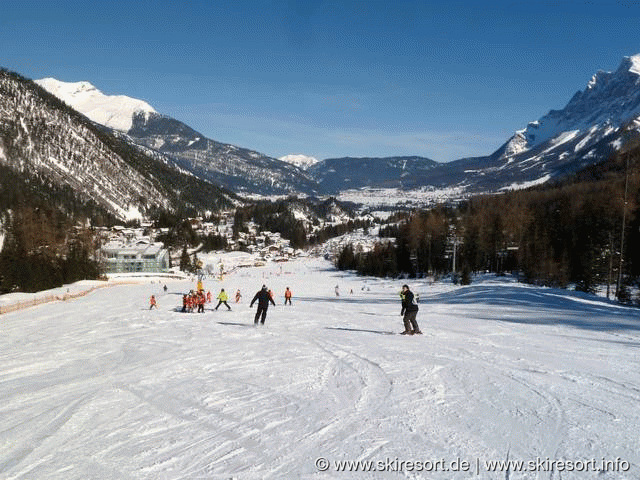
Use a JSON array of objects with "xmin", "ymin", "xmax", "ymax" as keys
[
  {"xmin": 622, "ymin": 53, "xmax": 640, "ymax": 76},
  {"xmin": 35, "ymin": 77, "xmax": 156, "ymax": 131},
  {"xmin": 519, "ymin": 53, "xmax": 640, "ymax": 149},
  {"xmin": 586, "ymin": 55, "xmax": 640, "ymax": 91},
  {"xmin": 35, "ymin": 77, "xmax": 318, "ymax": 196},
  {"xmin": 26, "ymin": 52, "xmax": 640, "ymax": 203},
  {"xmin": 279, "ymin": 154, "xmax": 319, "ymax": 170}
]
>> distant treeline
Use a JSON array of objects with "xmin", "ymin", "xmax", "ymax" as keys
[
  {"xmin": 337, "ymin": 145, "xmax": 640, "ymax": 303},
  {"xmin": 232, "ymin": 197, "xmax": 369, "ymax": 249}
]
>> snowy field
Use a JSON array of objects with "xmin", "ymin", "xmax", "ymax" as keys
[{"xmin": 1, "ymin": 256, "xmax": 639, "ymax": 479}]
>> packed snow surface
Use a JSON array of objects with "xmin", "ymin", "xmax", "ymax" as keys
[{"xmin": 1, "ymin": 256, "xmax": 639, "ymax": 479}]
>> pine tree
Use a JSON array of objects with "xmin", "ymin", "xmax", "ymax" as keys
[{"xmin": 179, "ymin": 246, "xmax": 191, "ymax": 272}]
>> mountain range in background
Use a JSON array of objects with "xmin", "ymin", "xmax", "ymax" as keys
[
  {"xmin": 314, "ymin": 53, "xmax": 640, "ymax": 196},
  {"xmin": 35, "ymin": 78, "xmax": 319, "ymax": 197},
  {"xmin": 2, "ymin": 53, "xmax": 640, "ymax": 221},
  {"xmin": 0, "ymin": 70, "xmax": 237, "ymax": 222},
  {"xmin": 307, "ymin": 156, "xmax": 439, "ymax": 192}
]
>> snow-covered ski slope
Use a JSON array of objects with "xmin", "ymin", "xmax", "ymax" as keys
[{"xmin": 1, "ymin": 257, "xmax": 639, "ymax": 479}]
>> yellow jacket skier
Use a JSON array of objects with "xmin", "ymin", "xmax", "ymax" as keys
[{"xmin": 215, "ymin": 288, "xmax": 232, "ymax": 311}]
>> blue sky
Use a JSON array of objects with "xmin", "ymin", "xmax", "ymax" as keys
[{"xmin": 2, "ymin": 0, "xmax": 639, "ymax": 162}]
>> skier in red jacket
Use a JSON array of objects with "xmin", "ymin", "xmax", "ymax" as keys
[{"xmin": 284, "ymin": 287, "xmax": 292, "ymax": 305}]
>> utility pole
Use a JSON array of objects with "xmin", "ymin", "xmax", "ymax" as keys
[
  {"xmin": 616, "ymin": 152, "xmax": 630, "ymax": 300},
  {"xmin": 452, "ymin": 237, "xmax": 458, "ymax": 275},
  {"xmin": 607, "ymin": 232, "xmax": 613, "ymax": 300}
]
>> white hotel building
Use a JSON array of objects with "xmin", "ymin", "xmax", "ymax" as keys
[{"xmin": 100, "ymin": 239, "xmax": 169, "ymax": 274}]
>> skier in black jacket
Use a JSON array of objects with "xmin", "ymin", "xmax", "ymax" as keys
[
  {"xmin": 400, "ymin": 284, "xmax": 422, "ymax": 335},
  {"xmin": 250, "ymin": 285, "xmax": 276, "ymax": 325}
]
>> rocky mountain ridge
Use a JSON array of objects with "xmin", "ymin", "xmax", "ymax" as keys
[
  {"xmin": 4, "ymin": 52, "xmax": 639, "ymax": 216},
  {"xmin": 0, "ymin": 70, "xmax": 236, "ymax": 221}
]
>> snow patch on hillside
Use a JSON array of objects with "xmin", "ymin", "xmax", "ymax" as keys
[
  {"xmin": 279, "ymin": 154, "xmax": 318, "ymax": 170},
  {"xmin": 501, "ymin": 131, "xmax": 528, "ymax": 159},
  {"xmin": 500, "ymin": 174, "xmax": 551, "ymax": 192},
  {"xmin": 627, "ymin": 54, "xmax": 640, "ymax": 76}
]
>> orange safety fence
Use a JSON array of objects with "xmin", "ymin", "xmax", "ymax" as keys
[{"xmin": 0, "ymin": 280, "xmax": 139, "ymax": 315}]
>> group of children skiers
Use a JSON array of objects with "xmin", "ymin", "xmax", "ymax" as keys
[
  {"xmin": 176, "ymin": 288, "xmax": 239, "ymax": 313},
  {"xmin": 151, "ymin": 282, "xmax": 422, "ymax": 335},
  {"xmin": 162, "ymin": 285, "xmax": 295, "ymax": 316},
  {"xmin": 179, "ymin": 290, "xmax": 208, "ymax": 313}
]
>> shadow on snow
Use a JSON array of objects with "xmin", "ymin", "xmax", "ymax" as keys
[
  {"xmin": 426, "ymin": 284, "xmax": 640, "ymax": 333},
  {"xmin": 325, "ymin": 326, "xmax": 396, "ymax": 336}
]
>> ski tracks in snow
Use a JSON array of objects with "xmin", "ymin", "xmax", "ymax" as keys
[{"xmin": 2, "ymin": 259, "xmax": 640, "ymax": 479}]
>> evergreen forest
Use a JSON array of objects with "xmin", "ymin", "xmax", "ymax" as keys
[{"xmin": 337, "ymin": 144, "xmax": 640, "ymax": 303}]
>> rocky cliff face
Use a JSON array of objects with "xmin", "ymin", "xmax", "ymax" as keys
[
  {"xmin": 419, "ymin": 54, "xmax": 640, "ymax": 194},
  {"xmin": 523, "ymin": 55, "xmax": 640, "ymax": 149}
]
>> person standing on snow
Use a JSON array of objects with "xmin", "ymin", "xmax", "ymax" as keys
[
  {"xmin": 215, "ymin": 288, "xmax": 232, "ymax": 311},
  {"xmin": 250, "ymin": 285, "xmax": 276, "ymax": 325},
  {"xmin": 181, "ymin": 294, "xmax": 188, "ymax": 312},
  {"xmin": 197, "ymin": 291, "xmax": 206, "ymax": 313},
  {"xmin": 235, "ymin": 289, "xmax": 242, "ymax": 303},
  {"xmin": 400, "ymin": 284, "xmax": 422, "ymax": 335},
  {"xmin": 149, "ymin": 295, "xmax": 157, "ymax": 310},
  {"xmin": 284, "ymin": 287, "xmax": 292, "ymax": 305}
]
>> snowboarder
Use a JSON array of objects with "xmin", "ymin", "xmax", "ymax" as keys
[
  {"xmin": 400, "ymin": 284, "xmax": 422, "ymax": 335},
  {"xmin": 215, "ymin": 288, "xmax": 232, "ymax": 311},
  {"xmin": 149, "ymin": 295, "xmax": 157, "ymax": 310},
  {"xmin": 284, "ymin": 287, "xmax": 292, "ymax": 305},
  {"xmin": 235, "ymin": 289, "xmax": 242, "ymax": 303},
  {"xmin": 250, "ymin": 285, "xmax": 276, "ymax": 325}
]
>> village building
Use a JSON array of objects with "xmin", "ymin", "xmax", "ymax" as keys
[{"xmin": 100, "ymin": 239, "xmax": 169, "ymax": 274}]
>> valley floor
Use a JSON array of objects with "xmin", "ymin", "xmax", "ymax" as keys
[{"xmin": 1, "ymin": 257, "xmax": 639, "ymax": 479}]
